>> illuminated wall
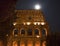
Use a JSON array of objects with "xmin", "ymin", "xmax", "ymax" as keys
[
  {"xmin": 6, "ymin": 10, "xmax": 49, "ymax": 46},
  {"xmin": 13, "ymin": 41, "xmax": 18, "ymax": 46}
]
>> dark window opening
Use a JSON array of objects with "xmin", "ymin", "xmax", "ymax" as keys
[
  {"xmin": 14, "ymin": 29, "xmax": 18, "ymax": 35},
  {"xmin": 35, "ymin": 29, "xmax": 39, "ymax": 35},
  {"xmin": 42, "ymin": 29, "xmax": 46, "ymax": 36},
  {"xmin": 21, "ymin": 29, "xmax": 25, "ymax": 34},
  {"xmin": 27, "ymin": 29, "xmax": 32, "ymax": 36}
]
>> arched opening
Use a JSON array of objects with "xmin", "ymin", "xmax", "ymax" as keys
[
  {"xmin": 27, "ymin": 41, "xmax": 33, "ymax": 46},
  {"xmin": 42, "ymin": 29, "xmax": 46, "ymax": 36},
  {"xmin": 20, "ymin": 42, "xmax": 25, "ymax": 46},
  {"xmin": 27, "ymin": 29, "xmax": 32, "ymax": 36},
  {"xmin": 42, "ymin": 41, "xmax": 46, "ymax": 46},
  {"xmin": 14, "ymin": 29, "xmax": 18, "ymax": 36},
  {"xmin": 21, "ymin": 29, "xmax": 25, "ymax": 35},
  {"xmin": 35, "ymin": 41, "xmax": 40, "ymax": 46},
  {"xmin": 13, "ymin": 41, "xmax": 18, "ymax": 46},
  {"xmin": 34, "ymin": 29, "xmax": 39, "ymax": 35}
]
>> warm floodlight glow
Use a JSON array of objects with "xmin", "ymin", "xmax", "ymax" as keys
[
  {"xmin": 13, "ymin": 41, "xmax": 18, "ymax": 46},
  {"xmin": 42, "ymin": 41, "xmax": 46, "ymax": 46},
  {"xmin": 34, "ymin": 22, "xmax": 40, "ymax": 25},
  {"xmin": 41, "ymin": 22, "xmax": 45, "ymax": 25},
  {"xmin": 36, "ymin": 35, "xmax": 40, "ymax": 38},
  {"xmin": 38, "ymin": 22, "xmax": 40, "ymax": 25},
  {"xmin": 27, "ymin": 22, "xmax": 31, "ymax": 25},
  {"xmin": 34, "ymin": 22, "xmax": 37, "ymax": 25},
  {"xmin": 34, "ymin": 4, "xmax": 41, "ymax": 10},
  {"xmin": 20, "ymin": 42, "xmax": 25, "ymax": 46},
  {"xmin": 13, "ymin": 22, "xmax": 17, "ymax": 26}
]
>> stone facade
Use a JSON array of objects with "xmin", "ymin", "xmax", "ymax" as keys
[{"xmin": 7, "ymin": 10, "xmax": 49, "ymax": 46}]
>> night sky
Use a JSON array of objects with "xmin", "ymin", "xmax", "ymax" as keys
[{"xmin": 16, "ymin": 0, "xmax": 60, "ymax": 32}]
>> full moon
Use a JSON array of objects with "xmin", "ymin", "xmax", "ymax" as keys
[{"xmin": 34, "ymin": 4, "xmax": 41, "ymax": 10}]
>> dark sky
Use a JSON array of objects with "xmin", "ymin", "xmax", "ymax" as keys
[{"xmin": 16, "ymin": 0, "xmax": 60, "ymax": 32}]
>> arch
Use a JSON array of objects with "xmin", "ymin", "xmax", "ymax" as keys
[
  {"xmin": 35, "ymin": 41, "xmax": 40, "ymax": 46},
  {"xmin": 42, "ymin": 41, "xmax": 46, "ymax": 46},
  {"xmin": 20, "ymin": 41, "xmax": 25, "ymax": 46},
  {"xmin": 27, "ymin": 29, "xmax": 32, "ymax": 36},
  {"xmin": 20, "ymin": 29, "xmax": 25, "ymax": 35},
  {"xmin": 34, "ymin": 28, "xmax": 39, "ymax": 35},
  {"xmin": 13, "ymin": 41, "xmax": 18, "ymax": 46},
  {"xmin": 42, "ymin": 29, "xmax": 45, "ymax": 35},
  {"xmin": 13, "ymin": 29, "xmax": 18, "ymax": 36},
  {"xmin": 42, "ymin": 28, "xmax": 47, "ymax": 36},
  {"xmin": 44, "ymin": 28, "xmax": 48, "ymax": 36},
  {"xmin": 27, "ymin": 40, "xmax": 33, "ymax": 46}
]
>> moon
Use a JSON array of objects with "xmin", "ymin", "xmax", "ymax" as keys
[{"xmin": 34, "ymin": 4, "xmax": 41, "ymax": 10}]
